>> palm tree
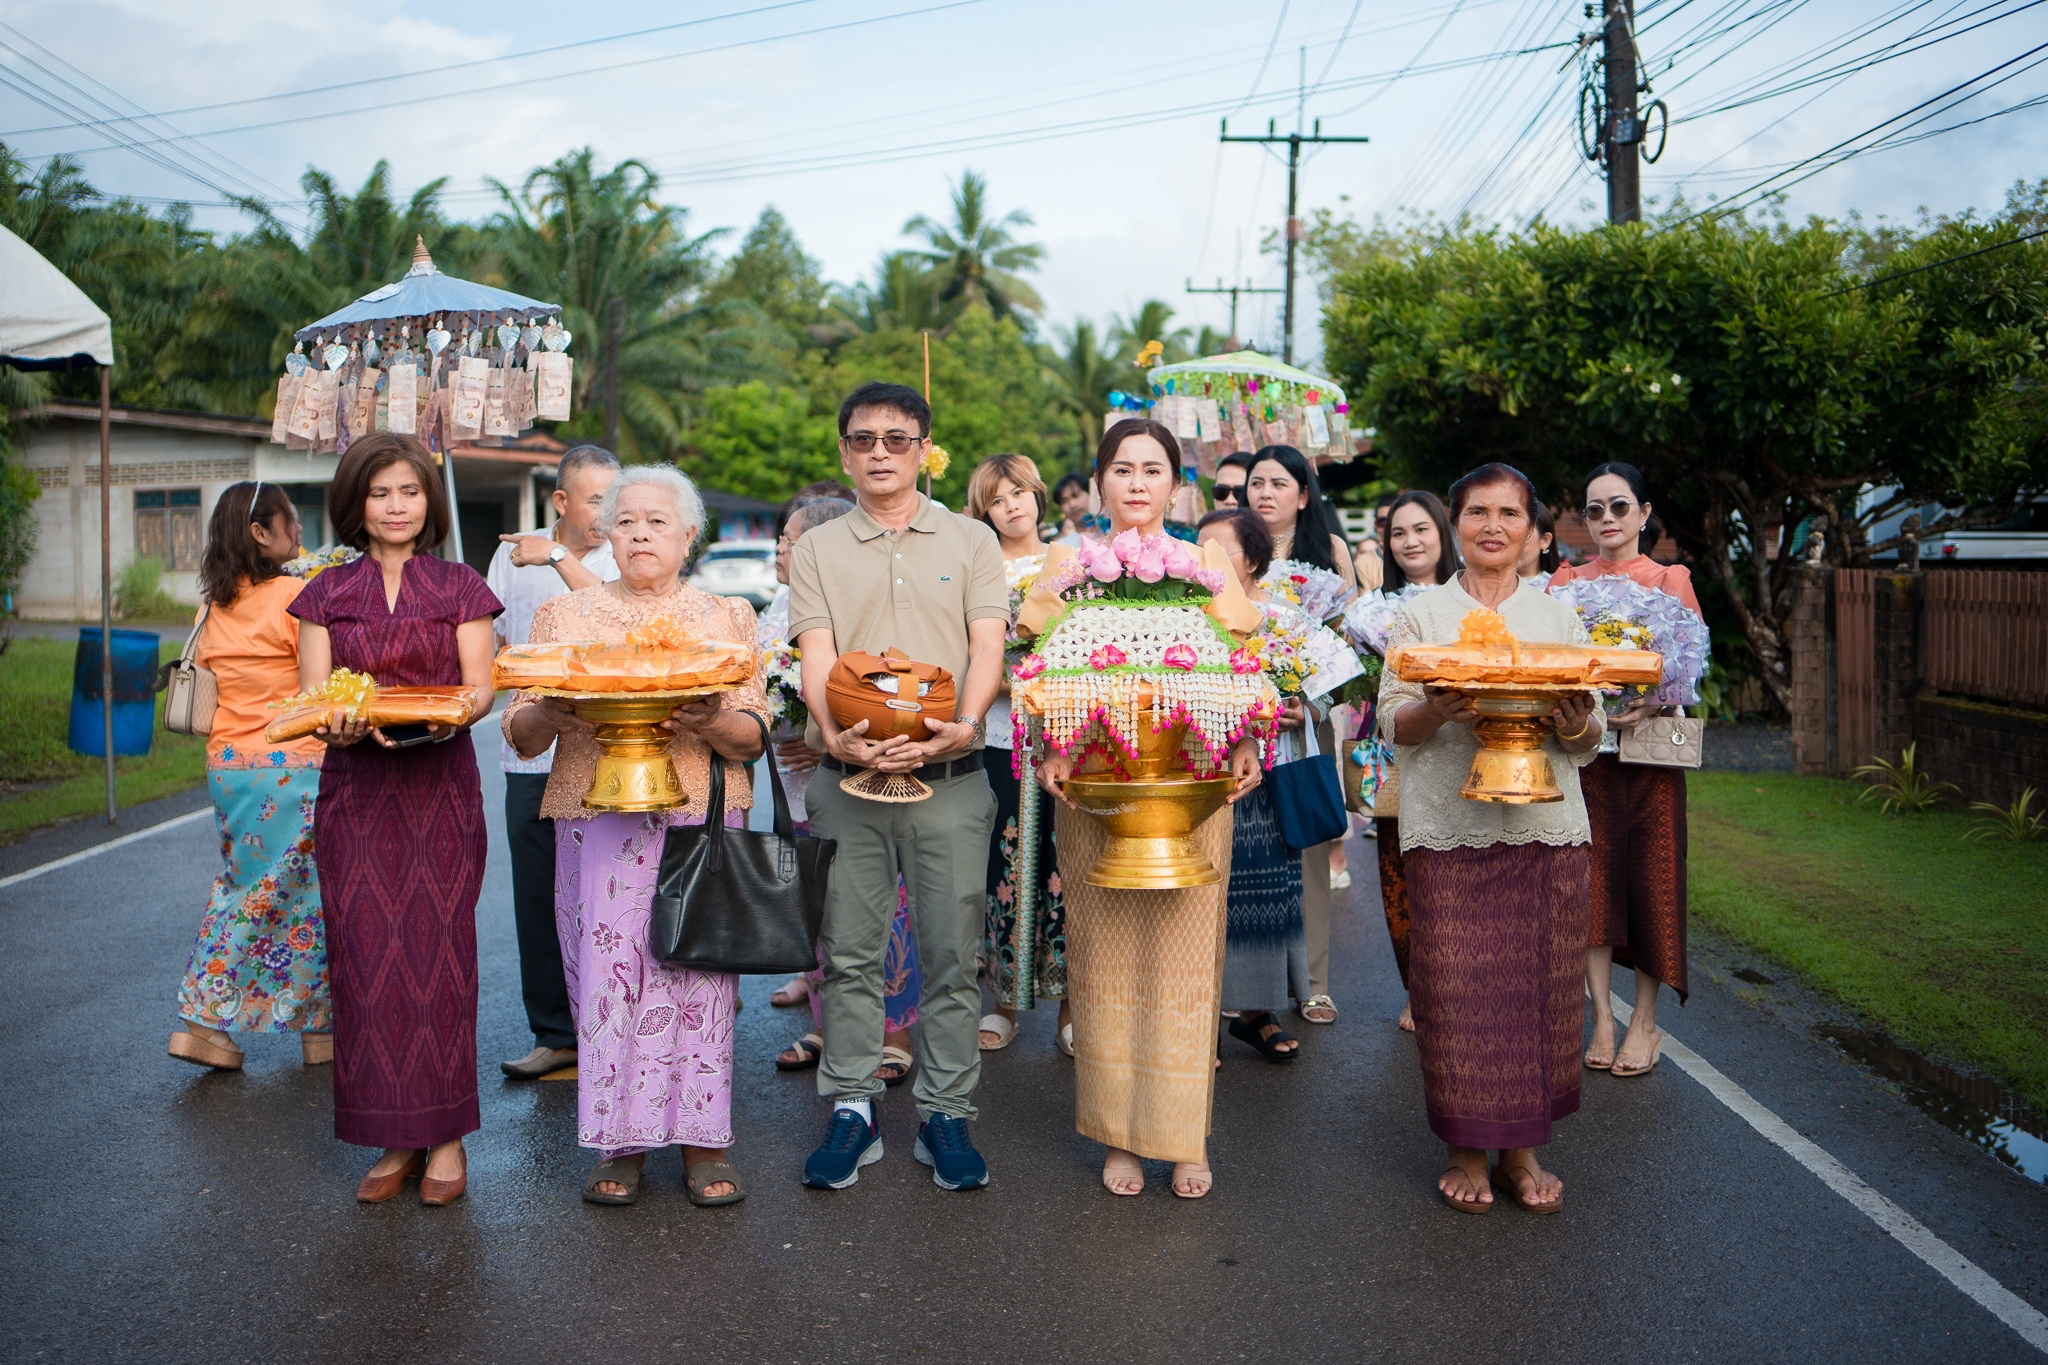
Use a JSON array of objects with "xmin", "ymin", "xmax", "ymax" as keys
[
  {"xmin": 827, "ymin": 250, "xmax": 957, "ymax": 336},
  {"xmin": 481, "ymin": 148, "xmax": 776, "ymax": 458},
  {"xmin": 1109, "ymin": 298, "xmax": 1195, "ymax": 368},
  {"xmin": 1043, "ymin": 320, "xmax": 1123, "ymax": 460},
  {"xmin": 902, "ymin": 170, "xmax": 1044, "ymax": 322}
]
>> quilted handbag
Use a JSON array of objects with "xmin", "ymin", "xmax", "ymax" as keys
[
  {"xmin": 651, "ymin": 712, "xmax": 836, "ymax": 973},
  {"xmin": 1617, "ymin": 714, "xmax": 1705, "ymax": 769},
  {"xmin": 155, "ymin": 605, "xmax": 218, "ymax": 737}
]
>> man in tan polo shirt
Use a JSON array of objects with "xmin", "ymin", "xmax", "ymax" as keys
[{"xmin": 789, "ymin": 381, "xmax": 1008, "ymax": 1192}]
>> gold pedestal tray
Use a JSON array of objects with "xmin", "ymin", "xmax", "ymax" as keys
[
  {"xmin": 1064, "ymin": 776, "xmax": 1235, "ymax": 889},
  {"xmin": 531, "ymin": 686, "xmax": 732, "ymax": 813},
  {"xmin": 1455, "ymin": 686, "xmax": 1571, "ymax": 804}
]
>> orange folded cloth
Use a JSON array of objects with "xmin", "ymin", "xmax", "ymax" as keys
[
  {"xmin": 1389, "ymin": 608, "xmax": 1662, "ymax": 688},
  {"xmin": 264, "ymin": 669, "xmax": 475, "ymax": 742},
  {"xmin": 492, "ymin": 620, "xmax": 755, "ymax": 694}
]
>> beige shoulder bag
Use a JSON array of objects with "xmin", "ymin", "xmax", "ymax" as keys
[
  {"xmin": 1617, "ymin": 714, "xmax": 1704, "ymax": 769},
  {"xmin": 157, "ymin": 605, "xmax": 218, "ymax": 737}
]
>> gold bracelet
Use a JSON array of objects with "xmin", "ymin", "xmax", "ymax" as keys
[{"xmin": 1558, "ymin": 717, "xmax": 1594, "ymax": 744}]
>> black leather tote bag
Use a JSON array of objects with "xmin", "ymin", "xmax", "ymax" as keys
[{"xmin": 651, "ymin": 713, "xmax": 834, "ymax": 973}]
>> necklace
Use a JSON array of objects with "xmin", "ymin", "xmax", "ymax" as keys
[{"xmin": 1272, "ymin": 527, "xmax": 1295, "ymax": 559}]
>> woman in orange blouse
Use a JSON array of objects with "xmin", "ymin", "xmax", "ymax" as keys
[
  {"xmin": 167, "ymin": 482, "xmax": 332, "ymax": 1071},
  {"xmin": 1548, "ymin": 462, "xmax": 1700, "ymax": 1078}
]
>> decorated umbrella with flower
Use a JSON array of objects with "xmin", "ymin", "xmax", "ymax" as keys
[
  {"xmin": 1134, "ymin": 349, "xmax": 1355, "ymax": 475},
  {"xmin": 268, "ymin": 236, "xmax": 570, "ymax": 563}
]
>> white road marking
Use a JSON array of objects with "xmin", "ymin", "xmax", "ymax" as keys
[
  {"xmin": 0, "ymin": 807, "xmax": 212, "ymax": 892},
  {"xmin": 1611, "ymin": 995, "xmax": 2048, "ymax": 1354}
]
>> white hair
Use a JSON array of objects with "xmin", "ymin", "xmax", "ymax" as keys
[{"xmin": 600, "ymin": 463, "xmax": 705, "ymax": 552}]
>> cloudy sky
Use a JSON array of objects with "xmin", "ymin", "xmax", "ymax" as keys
[{"xmin": 4, "ymin": 0, "xmax": 2044, "ymax": 367}]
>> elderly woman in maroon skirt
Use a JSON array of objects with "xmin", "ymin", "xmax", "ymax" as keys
[
  {"xmin": 1377, "ymin": 462, "xmax": 1604, "ymax": 1215},
  {"xmin": 291, "ymin": 433, "xmax": 501, "ymax": 1207}
]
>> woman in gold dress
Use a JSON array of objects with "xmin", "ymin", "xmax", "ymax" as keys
[{"xmin": 1021, "ymin": 419, "xmax": 1265, "ymax": 1200}]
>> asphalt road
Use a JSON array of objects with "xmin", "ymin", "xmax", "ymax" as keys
[{"xmin": 2, "ymin": 757, "xmax": 2043, "ymax": 1365}]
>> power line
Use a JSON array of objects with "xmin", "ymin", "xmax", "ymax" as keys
[
  {"xmin": 0, "ymin": 0, "xmax": 833, "ymax": 138},
  {"xmin": 1823, "ymin": 224, "xmax": 2048, "ymax": 295}
]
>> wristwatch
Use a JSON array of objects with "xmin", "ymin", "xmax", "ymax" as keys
[
  {"xmin": 968, "ymin": 714, "xmax": 987, "ymax": 746},
  {"xmin": 546, "ymin": 543, "xmax": 568, "ymax": 565}
]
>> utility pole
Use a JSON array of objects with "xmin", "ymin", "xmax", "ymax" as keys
[
  {"xmin": 1220, "ymin": 117, "xmax": 1369, "ymax": 364},
  {"xmin": 1185, "ymin": 278, "xmax": 1283, "ymax": 349},
  {"xmin": 1602, "ymin": 0, "xmax": 1642, "ymax": 224},
  {"xmin": 603, "ymin": 295, "xmax": 623, "ymax": 451}
]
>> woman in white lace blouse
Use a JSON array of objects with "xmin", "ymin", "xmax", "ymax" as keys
[{"xmin": 1377, "ymin": 462, "xmax": 1602, "ymax": 1217}]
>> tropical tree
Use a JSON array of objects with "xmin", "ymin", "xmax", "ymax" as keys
[
  {"xmin": 1109, "ymin": 299, "xmax": 1193, "ymax": 365},
  {"xmin": 1042, "ymin": 320, "xmax": 1122, "ymax": 462},
  {"xmin": 902, "ymin": 170, "xmax": 1044, "ymax": 323},
  {"xmin": 1322, "ymin": 210, "xmax": 2048, "ymax": 710},
  {"xmin": 482, "ymin": 148, "xmax": 776, "ymax": 458},
  {"xmin": 827, "ymin": 251, "xmax": 955, "ymax": 336},
  {"xmin": 704, "ymin": 206, "xmax": 829, "ymax": 356}
]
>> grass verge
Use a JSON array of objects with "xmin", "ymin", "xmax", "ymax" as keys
[
  {"xmin": 0, "ymin": 636, "xmax": 208, "ymax": 845},
  {"xmin": 1688, "ymin": 770, "xmax": 2048, "ymax": 1109}
]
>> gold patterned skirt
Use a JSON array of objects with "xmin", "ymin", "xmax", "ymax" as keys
[{"xmin": 1055, "ymin": 801, "xmax": 1234, "ymax": 1165}]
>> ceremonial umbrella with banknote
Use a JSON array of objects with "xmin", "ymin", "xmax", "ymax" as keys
[{"xmin": 270, "ymin": 237, "xmax": 571, "ymax": 563}]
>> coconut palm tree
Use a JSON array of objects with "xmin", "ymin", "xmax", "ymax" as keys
[
  {"xmin": 826, "ymin": 250, "xmax": 956, "ymax": 336},
  {"xmin": 1043, "ymin": 319, "xmax": 1122, "ymax": 460},
  {"xmin": 1109, "ymin": 299, "xmax": 1194, "ymax": 367},
  {"xmin": 903, "ymin": 170, "xmax": 1044, "ymax": 323},
  {"xmin": 481, "ymin": 148, "xmax": 776, "ymax": 458}
]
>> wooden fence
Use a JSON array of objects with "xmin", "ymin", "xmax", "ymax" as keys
[
  {"xmin": 1921, "ymin": 569, "xmax": 2048, "ymax": 708},
  {"xmin": 1834, "ymin": 568, "xmax": 1878, "ymax": 769}
]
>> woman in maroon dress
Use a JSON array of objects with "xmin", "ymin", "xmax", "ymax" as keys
[{"xmin": 290, "ymin": 433, "xmax": 501, "ymax": 1206}]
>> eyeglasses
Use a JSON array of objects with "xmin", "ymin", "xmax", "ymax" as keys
[
  {"xmin": 1212, "ymin": 482, "xmax": 1244, "ymax": 504},
  {"xmin": 1581, "ymin": 497, "xmax": 1639, "ymax": 523},
  {"xmin": 841, "ymin": 431, "xmax": 922, "ymax": 454}
]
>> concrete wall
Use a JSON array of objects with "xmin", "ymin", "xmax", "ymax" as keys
[{"xmin": 16, "ymin": 420, "xmax": 261, "ymax": 619}]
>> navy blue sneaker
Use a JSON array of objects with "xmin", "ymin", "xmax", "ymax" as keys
[
  {"xmin": 802, "ymin": 1106, "xmax": 883, "ymax": 1189},
  {"xmin": 914, "ymin": 1115, "xmax": 989, "ymax": 1190}
]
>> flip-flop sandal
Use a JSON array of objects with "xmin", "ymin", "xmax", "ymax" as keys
[
  {"xmin": 583, "ymin": 1157, "xmax": 644, "ymax": 1206},
  {"xmin": 776, "ymin": 1032, "xmax": 823, "ymax": 1072},
  {"xmin": 875, "ymin": 1043, "xmax": 914, "ymax": 1087},
  {"xmin": 1227, "ymin": 1012, "xmax": 1300, "ymax": 1062},
  {"xmin": 978, "ymin": 1012, "xmax": 1017, "ymax": 1051},
  {"xmin": 1439, "ymin": 1164, "xmax": 1492, "ymax": 1215},
  {"xmin": 1490, "ymin": 1163, "xmax": 1563, "ymax": 1214},
  {"xmin": 685, "ymin": 1159, "xmax": 746, "ymax": 1207}
]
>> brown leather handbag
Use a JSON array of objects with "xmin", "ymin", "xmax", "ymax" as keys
[{"xmin": 824, "ymin": 648, "xmax": 957, "ymax": 740}]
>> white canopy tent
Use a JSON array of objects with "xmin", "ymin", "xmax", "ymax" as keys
[{"xmin": 1, "ymin": 223, "xmax": 120, "ymax": 823}]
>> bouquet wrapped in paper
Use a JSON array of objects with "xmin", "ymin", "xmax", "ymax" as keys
[
  {"xmin": 1261, "ymin": 559, "xmax": 1354, "ymax": 626},
  {"xmin": 492, "ymin": 614, "xmax": 756, "ymax": 694},
  {"xmin": 264, "ymin": 668, "xmax": 474, "ymax": 742},
  {"xmin": 761, "ymin": 638, "xmax": 806, "ymax": 738},
  {"xmin": 1546, "ymin": 575, "xmax": 1710, "ymax": 706}
]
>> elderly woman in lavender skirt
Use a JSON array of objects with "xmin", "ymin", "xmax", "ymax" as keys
[{"xmin": 505, "ymin": 464, "xmax": 769, "ymax": 1207}]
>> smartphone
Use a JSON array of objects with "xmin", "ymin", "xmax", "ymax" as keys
[{"xmin": 378, "ymin": 723, "xmax": 441, "ymax": 748}]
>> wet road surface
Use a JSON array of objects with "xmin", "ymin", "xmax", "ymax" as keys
[{"xmin": 2, "ymin": 759, "xmax": 2044, "ymax": 1364}]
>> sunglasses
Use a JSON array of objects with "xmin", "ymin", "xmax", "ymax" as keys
[
  {"xmin": 841, "ymin": 431, "xmax": 922, "ymax": 454},
  {"xmin": 1212, "ymin": 482, "xmax": 1245, "ymax": 503},
  {"xmin": 1581, "ymin": 497, "xmax": 1639, "ymax": 523}
]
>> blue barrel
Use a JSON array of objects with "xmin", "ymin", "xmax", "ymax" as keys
[{"xmin": 68, "ymin": 627, "xmax": 162, "ymax": 757}]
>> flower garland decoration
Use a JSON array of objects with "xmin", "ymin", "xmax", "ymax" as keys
[
  {"xmin": 920, "ymin": 443, "xmax": 951, "ymax": 480},
  {"xmin": 1014, "ymin": 532, "xmax": 1279, "ymax": 773}
]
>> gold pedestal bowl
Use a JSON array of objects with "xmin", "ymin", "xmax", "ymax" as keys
[
  {"xmin": 1061, "ymin": 691, "xmax": 1236, "ymax": 888},
  {"xmin": 534, "ymin": 687, "xmax": 731, "ymax": 813},
  {"xmin": 1456, "ymin": 686, "xmax": 1572, "ymax": 804},
  {"xmin": 1064, "ymin": 776, "xmax": 1235, "ymax": 889}
]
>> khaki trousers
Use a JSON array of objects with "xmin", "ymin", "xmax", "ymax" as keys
[{"xmin": 809, "ymin": 764, "xmax": 996, "ymax": 1119}]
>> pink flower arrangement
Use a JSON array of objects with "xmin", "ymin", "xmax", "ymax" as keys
[
  {"xmin": 1229, "ymin": 647, "xmax": 1262, "ymax": 675},
  {"xmin": 1012, "ymin": 653, "xmax": 1046, "ymax": 681},
  {"xmin": 1088, "ymin": 643, "xmax": 1128, "ymax": 671},
  {"xmin": 1162, "ymin": 643, "xmax": 1199, "ymax": 671},
  {"xmin": 1077, "ymin": 538, "xmax": 1122, "ymax": 583}
]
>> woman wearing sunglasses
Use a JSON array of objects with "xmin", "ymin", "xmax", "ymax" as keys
[{"xmin": 1548, "ymin": 462, "xmax": 1702, "ymax": 1078}]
